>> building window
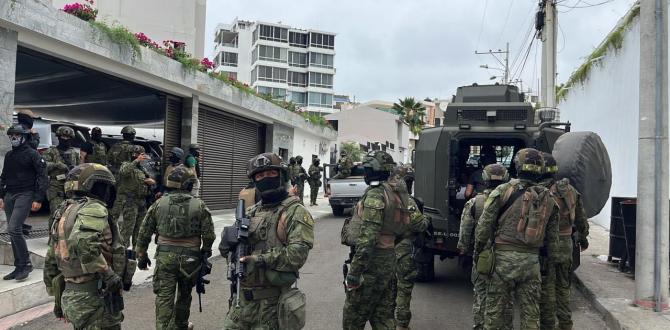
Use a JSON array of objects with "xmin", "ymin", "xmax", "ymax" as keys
[
  {"xmin": 258, "ymin": 24, "xmax": 288, "ymax": 43},
  {"xmin": 257, "ymin": 86, "xmax": 286, "ymax": 99},
  {"xmin": 308, "ymin": 92, "xmax": 333, "ymax": 108},
  {"xmin": 291, "ymin": 92, "xmax": 307, "ymax": 106},
  {"xmin": 221, "ymin": 52, "xmax": 238, "ymax": 67},
  {"xmin": 309, "ymin": 32, "xmax": 335, "ymax": 49},
  {"xmin": 257, "ymin": 66, "xmax": 287, "ymax": 83},
  {"xmin": 253, "ymin": 45, "xmax": 287, "ymax": 63},
  {"xmin": 308, "ymin": 72, "xmax": 333, "ymax": 88},
  {"xmin": 288, "ymin": 51, "xmax": 308, "ymax": 67},
  {"xmin": 222, "ymin": 71, "xmax": 237, "ymax": 80},
  {"xmin": 288, "ymin": 71, "xmax": 307, "ymax": 87},
  {"xmin": 390, "ymin": 143, "xmax": 395, "ymax": 150},
  {"xmin": 309, "ymin": 52, "xmax": 334, "ymax": 68},
  {"xmin": 289, "ymin": 31, "xmax": 308, "ymax": 48}
]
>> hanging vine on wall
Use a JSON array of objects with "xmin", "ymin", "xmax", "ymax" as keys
[{"xmin": 556, "ymin": 4, "xmax": 640, "ymax": 102}]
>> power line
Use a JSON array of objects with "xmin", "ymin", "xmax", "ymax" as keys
[
  {"xmin": 509, "ymin": 20, "xmax": 535, "ymax": 75},
  {"xmin": 475, "ymin": 0, "xmax": 490, "ymax": 51},
  {"xmin": 557, "ymin": 21, "xmax": 566, "ymax": 53},
  {"xmin": 558, "ymin": 0, "xmax": 615, "ymax": 9}
]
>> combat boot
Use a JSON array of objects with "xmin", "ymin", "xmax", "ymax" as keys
[{"xmin": 14, "ymin": 264, "xmax": 33, "ymax": 282}]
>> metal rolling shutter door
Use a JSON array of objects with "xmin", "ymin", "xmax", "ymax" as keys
[
  {"xmin": 163, "ymin": 96, "xmax": 182, "ymax": 166},
  {"xmin": 198, "ymin": 106, "xmax": 264, "ymax": 210}
]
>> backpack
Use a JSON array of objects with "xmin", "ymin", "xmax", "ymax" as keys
[{"xmin": 496, "ymin": 181, "xmax": 554, "ymax": 247}]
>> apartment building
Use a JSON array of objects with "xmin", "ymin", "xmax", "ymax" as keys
[{"xmin": 213, "ymin": 19, "xmax": 337, "ymax": 113}]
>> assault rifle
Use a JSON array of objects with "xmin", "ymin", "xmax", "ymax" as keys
[
  {"xmin": 227, "ymin": 199, "xmax": 250, "ymax": 308},
  {"xmin": 196, "ymin": 252, "xmax": 212, "ymax": 312},
  {"xmin": 342, "ymin": 246, "xmax": 356, "ymax": 292},
  {"xmin": 571, "ymin": 225, "xmax": 581, "ymax": 271}
]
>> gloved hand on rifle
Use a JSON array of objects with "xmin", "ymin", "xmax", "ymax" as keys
[
  {"xmin": 201, "ymin": 249, "xmax": 213, "ymax": 275},
  {"xmin": 138, "ymin": 253, "xmax": 152, "ymax": 270},
  {"xmin": 239, "ymin": 254, "xmax": 266, "ymax": 267},
  {"xmin": 102, "ymin": 268, "xmax": 123, "ymax": 292}
]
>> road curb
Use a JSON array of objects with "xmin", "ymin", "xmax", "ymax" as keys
[{"xmin": 572, "ymin": 272, "xmax": 622, "ymax": 330}]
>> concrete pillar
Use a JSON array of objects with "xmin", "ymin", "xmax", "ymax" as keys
[
  {"xmin": 0, "ymin": 27, "xmax": 18, "ymax": 225},
  {"xmin": 181, "ymin": 95, "xmax": 199, "ymax": 150}
]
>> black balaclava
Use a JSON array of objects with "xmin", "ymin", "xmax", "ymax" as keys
[
  {"xmin": 122, "ymin": 133, "xmax": 135, "ymax": 142},
  {"xmin": 57, "ymin": 137, "xmax": 72, "ymax": 150},
  {"xmin": 363, "ymin": 168, "xmax": 390, "ymax": 185},
  {"xmin": 518, "ymin": 172, "xmax": 540, "ymax": 183},
  {"xmin": 255, "ymin": 173, "xmax": 288, "ymax": 204},
  {"xmin": 91, "ymin": 128, "xmax": 103, "ymax": 142},
  {"xmin": 17, "ymin": 114, "xmax": 34, "ymax": 129},
  {"xmin": 169, "ymin": 153, "xmax": 181, "ymax": 165}
]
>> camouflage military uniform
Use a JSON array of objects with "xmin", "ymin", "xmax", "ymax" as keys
[
  {"xmin": 84, "ymin": 140, "xmax": 108, "ymax": 165},
  {"xmin": 222, "ymin": 196, "xmax": 314, "ymax": 329},
  {"xmin": 333, "ymin": 155, "xmax": 353, "ymax": 179},
  {"xmin": 307, "ymin": 160, "xmax": 323, "ymax": 206},
  {"xmin": 113, "ymin": 158, "xmax": 150, "ymax": 248},
  {"xmin": 539, "ymin": 178, "xmax": 589, "ymax": 330},
  {"xmin": 135, "ymin": 169, "xmax": 215, "ymax": 330},
  {"xmin": 295, "ymin": 157, "xmax": 307, "ymax": 204},
  {"xmin": 474, "ymin": 178, "xmax": 559, "ymax": 330},
  {"xmin": 394, "ymin": 197, "xmax": 429, "ymax": 329},
  {"xmin": 43, "ymin": 142, "xmax": 80, "ymax": 225},
  {"xmin": 107, "ymin": 140, "xmax": 135, "ymax": 177},
  {"xmin": 43, "ymin": 164, "xmax": 127, "ymax": 330}
]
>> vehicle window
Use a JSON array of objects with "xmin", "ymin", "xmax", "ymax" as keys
[{"xmin": 351, "ymin": 165, "xmax": 365, "ymax": 176}]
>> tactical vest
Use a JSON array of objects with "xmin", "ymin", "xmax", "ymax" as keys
[
  {"xmin": 85, "ymin": 141, "xmax": 107, "ymax": 165},
  {"xmin": 243, "ymin": 196, "xmax": 302, "ymax": 287},
  {"xmin": 163, "ymin": 164, "xmax": 177, "ymax": 186},
  {"xmin": 155, "ymin": 193, "xmax": 203, "ymax": 239},
  {"xmin": 550, "ymin": 179, "xmax": 578, "ymax": 236},
  {"xmin": 341, "ymin": 182, "xmax": 411, "ymax": 248},
  {"xmin": 495, "ymin": 180, "xmax": 554, "ymax": 249},
  {"xmin": 45, "ymin": 147, "xmax": 79, "ymax": 180},
  {"xmin": 471, "ymin": 190, "xmax": 490, "ymax": 221},
  {"xmin": 51, "ymin": 198, "xmax": 125, "ymax": 279},
  {"xmin": 117, "ymin": 162, "xmax": 147, "ymax": 196},
  {"xmin": 108, "ymin": 141, "xmax": 133, "ymax": 175},
  {"xmin": 239, "ymin": 188, "xmax": 257, "ymax": 209}
]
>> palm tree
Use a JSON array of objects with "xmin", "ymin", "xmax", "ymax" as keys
[
  {"xmin": 393, "ymin": 97, "xmax": 426, "ymax": 135},
  {"xmin": 341, "ymin": 141, "xmax": 363, "ymax": 162}
]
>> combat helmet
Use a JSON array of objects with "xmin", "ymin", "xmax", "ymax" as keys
[
  {"xmin": 169, "ymin": 146, "xmax": 184, "ymax": 160},
  {"xmin": 248, "ymin": 152, "xmax": 289, "ymax": 180},
  {"xmin": 165, "ymin": 165, "xmax": 197, "ymax": 191},
  {"xmin": 6, "ymin": 124, "xmax": 30, "ymax": 136},
  {"xmin": 312, "ymin": 157, "xmax": 320, "ymax": 165},
  {"xmin": 56, "ymin": 126, "xmax": 75, "ymax": 139},
  {"xmin": 121, "ymin": 126, "xmax": 136, "ymax": 135},
  {"xmin": 64, "ymin": 163, "xmax": 116, "ymax": 204},
  {"xmin": 542, "ymin": 152, "xmax": 559, "ymax": 175},
  {"xmin": 514, "ymin": 148, "xmax": 544, "ymax": 174},
  {"xmin": 362, "ymin": 150, "xmax": 395, "ymax": 172},
  {"xmin": 340, "ymin": 150, "xmax": 347, "ymax": 157},
  {"xmin": 482, "ymin": 163, "xmax": 510, "ymax": 183},
  {"xmin": 296, "ymin": 155, "xmax": 303, "ymax": 164}
]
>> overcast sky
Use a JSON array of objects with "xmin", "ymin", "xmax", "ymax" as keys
[{"xmin": 205, "ymin": 0, "xmax": 637, "ymax": 102}]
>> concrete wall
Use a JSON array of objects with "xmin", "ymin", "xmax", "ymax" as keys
[
  {"xmin": 268, "ymin": 123, "xmax": 294, "ymax": 158},
  {"xmin": 292, "ymin": 126, "xmax": 336, "ymax": 161},
  {"xmin": 50, "ymin": 0, "xmax": 207, "ymax": 58},
  {"xmin": 557, "ymin": 17, "xmax": 670, "ymax": 228}
]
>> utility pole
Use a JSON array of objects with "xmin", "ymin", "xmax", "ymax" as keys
[
  {"xmin": 539, "ymin": 0, "xmax": 557, "ymax": 118},
  {"xmin": 636, "ymin": 0, "xmax": 669, "ymax": 312},
  {"xmin": 475, "ymin": 42, "xmax": 510, "ymax": 84}
]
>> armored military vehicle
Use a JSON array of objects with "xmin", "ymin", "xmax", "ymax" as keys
[{"xmin": 413, "ymin": 83, "xmax": 612, "ymax": 281}]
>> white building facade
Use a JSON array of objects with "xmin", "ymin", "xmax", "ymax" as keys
[
  {"xmin": 325, "ymin": 105, "xmax": 410, "ymax": 164},
  {"xmin": 50, "ymin": 0, "xmax": 207, "ymax": 58},
  {"xmin": 213, "ymin": 19, "xmax": 337, "ymax": 114}
]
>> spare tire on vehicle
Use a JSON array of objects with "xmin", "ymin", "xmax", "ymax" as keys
[{"xmin": 552, "ymin": 131, "xmax": 612, "ymax": 218}]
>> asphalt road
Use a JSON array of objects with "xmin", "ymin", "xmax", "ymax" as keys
[{"xmin": 15, "ymin": 204, "xmax": 607, "ymax": 330}]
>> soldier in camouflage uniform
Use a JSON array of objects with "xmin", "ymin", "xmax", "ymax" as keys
[
  {"xmin": 343, "ymin": 150, "xmax": 413, "ymax": 330},
  {"xmin": 135, "ymin": 165, "xmax": 215, "ymax": 330},
  {"xmin": 392, "ymin": 166, "xmax": 430, "ymax": 330},
  {"xmin": 43, "ymin": 126, "xmax": 80, "ymax": 226},
  {"xmin": 474, "ymin": 148, "xmax": 559, "ymax": 330},
  {"xmin": 288, "ymin": 157, "xmax": 298, "ymax": 185},
  {"xmin": 107, "ymin": 126, "xmax": 137, "ymax": 177},
  {"xmin": 539, "ymin": 153, "xmax": 589, "ymax": 330},
  {"xmin": 112, "ymin": 145, "xmax": 156, "ymax": 248},
  {"xmin": 307, "ymin": 157, "xmax": 323, "ymax": 206},
  {"xmin": 82, "ymin": 127, "xmax": 109, "ymax": 165},
  {"xmin": 43, "ymin": 164, "xmax": 129, "ymax": 329},
  {"xmin": 333, "ymin": 150, "xmax": 353, "ymax": 179},
  {"xmin": 294, "ymin": 155, "xmax": 307, "ymax": 204},
  {"xmin": 457, "ymin": 164, "xmax": 510, "ymax": 330},
  {"xmin": 220, "ymin": 152, "xmax": 314, "ymax": 329}
]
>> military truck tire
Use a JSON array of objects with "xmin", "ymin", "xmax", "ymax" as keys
[
  {"xmin": 332, "ymin": 205, "xmax": 345, "ymax": 216},
  {"xmin": 552, "ymin": 131, "xmax": 612, "ymax": 217},
  {"xmin": 416, "ymin": 259, "xmax": 435, "ymax": 282}
]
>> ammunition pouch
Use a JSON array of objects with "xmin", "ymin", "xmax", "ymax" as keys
[
  {"xmin": 476, "ymin": 246, "xmax": 495, "ymax": 275},
  {"xmin": 277, "ymin": 287, "xmax": 306, "ymax": 330},
  {"xmin": 265, "ymin": 270, "xmax": 299, "ymax": 287},
  {"xmin": 219, "ymin": 225, "xmax": 239, "ymax": 258},
  {"xmin": 102, "ymin": 291, "xmax": 124, "ymax": 315},
  {"xmin": 52, "ymin": 274, "xmax": 66, "ymax": 318}
]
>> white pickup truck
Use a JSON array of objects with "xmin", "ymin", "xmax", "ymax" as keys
[{"xmin": 325, "ymin": 163, "xmax": 368, "ymax": 216}]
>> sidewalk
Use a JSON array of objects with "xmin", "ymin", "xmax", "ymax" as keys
[{"xmin": 574, "ymin": 221, "xmax": 670, "ymax": 330}]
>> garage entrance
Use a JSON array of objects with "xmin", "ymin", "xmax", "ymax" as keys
[{"xmin": 198, "ymin": 105, "xmax": 265, "ymax": 209}]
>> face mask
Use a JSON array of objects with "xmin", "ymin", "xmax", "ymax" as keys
[
  {"xmin": 255, "ymin": 176, "xmax": 287, "ymax": 203},
  {"xmin": 191, "ymin": 150, "xmax": 200, "ymax": 157},
  {"xmin": 58, "ymin": 137, "xmax": 72, "ymax": 149},
  {"xmin": 91, "ymin": 133, "xmax": 102, "ymax": 142},
  {"xmin": 169, "ymin": 155, "xmax": 181, "ymax": 164},
  {"xmin": 9, "ymin": 135, "xmax": 24, "ymax": 148},
  {"xmin": 314, "ymin": 161, "xmax": 320, "ymax": 166}
]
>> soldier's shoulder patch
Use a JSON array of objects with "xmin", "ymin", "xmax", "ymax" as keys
[{"xmin": 292, "ymin": 205, "xmax": 315, "ymax": 227}]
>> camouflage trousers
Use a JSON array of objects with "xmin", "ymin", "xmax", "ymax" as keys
[
  {"xmin": 296, "ymin": 183, "xmax": 305, "ymax": 204},
  {"xmin": 47, "ymin": 184, "xmax": 65, "ymax": 229},
  {"xmin": 394, "ymin": 239, "xmax": 418, "ymax": 328},
  {"xmin": 471, "ymin": 264, "xmax": 513, "ymax": 330},
  {"xmin": 61, "ymin": 287, "xmax": 123, "ymax": 330},
  {"xmin": 485, "ymin": 250, "xmax": 541, "ymax": 330},
  {"xmin": 223, "ymin": 288, "xmax": 282, "ymax": 330},
  {"xmin": 112, "ymin": 193, "xmax": 147, "ymax": 249},
  {"xmin": 540, "ymin": 260, "xmax": 573, "ymax": 330},
  {"xmin": 308, "ymin": 182, "xmax": 320, "ymax": 205},
  {"xmin": 152, "ymin": 250, "xmax": 200, "ymax": 330},
  {"xmin": 343, "ymin": 250, "xmax": 396, "ymax": 330}
]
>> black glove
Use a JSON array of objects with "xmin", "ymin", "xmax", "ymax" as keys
[
  {"xmin": 138, "ymin": 255, "xmax": 152, "ymax": 270},
  {"xmin": 579, "ymin": 239, "xmax": 589, "ymax": 251},
  {"xmin": 201, "ymin": 249, "xmax": 212, "ymax": 260},
  {"xmin": 102, "ymin": 268, "xmax": 123, "ymax": 292}
]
